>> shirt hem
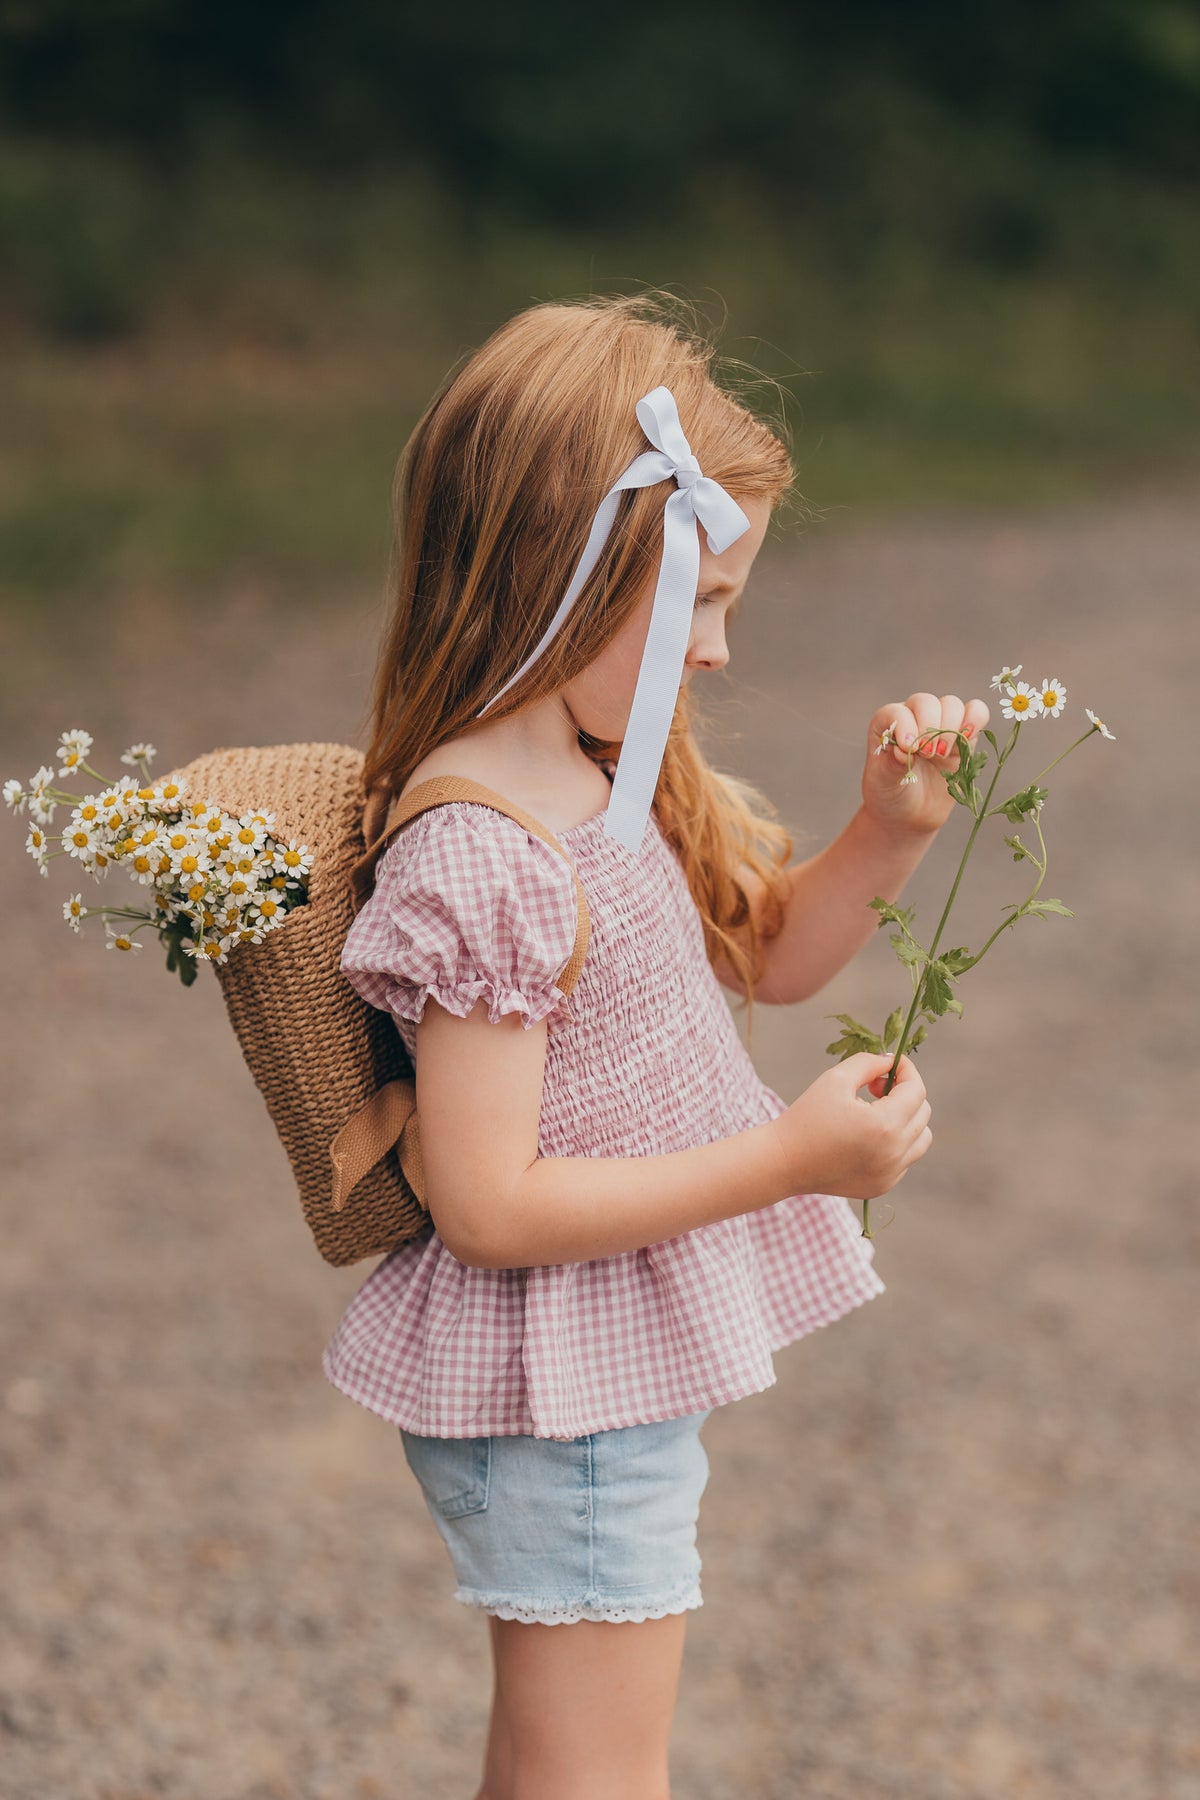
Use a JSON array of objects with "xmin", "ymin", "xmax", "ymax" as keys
[{"xmin": 321, "ymin": 1272, "xmax": 884, "ymax": 1441}]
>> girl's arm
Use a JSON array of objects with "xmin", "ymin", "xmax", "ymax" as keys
[{"xmin": 713, "ymin": 807, "xmax": 938, "ymax": 1005}]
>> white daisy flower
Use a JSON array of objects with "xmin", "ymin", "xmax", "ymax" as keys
[
  {"xmin": 104, "ymin": 926, "xmax": 144, "ymax": 954},
  {"xmin": 150, "ymin": 777, "xmax": 188, "ymax": 808},
  {"xmin": 900, "ymin": 770, "xmax": 920, "ymax": 786},
  {"xmin": 56, "ymin": 729, "xmax": 94, "ymax": 773},
  {"xmin": 874, "ymin": 724, "xmax": 897, "ymax": 756},
  {"xmin": 247, "ymin": 893, "xmax": 286, "ymax": 929},
  {"xmin": 230, "ymin": 812, "xmax": 271, "ymax": 855},
  {"xmin": 1085, "ymin": 707, "xmax": 1116, "ymax": 740},
  {"xmin": 267, "ymin": 841, "xmax": 313, "ymax": 888},
  {"xmin": 1035, "ymin": 677, "xmax": 1067, "ymax": 717},
  {"xmin": 4, "ymin": 778, "xmax": 25, "ymax": 812},
  {"xmin": 27, "ymin": 766, "xmax": 61, "ymax": 824},
  {"xmin": 63, "ymin": 894, "xmax": 86, "ymax": 932},
  {"xmin": 990, "ymin": 664, "xmax": 1023, "ymax": 691},
  {"xmin": 25, "ymin": 822, "xmax": 50, "ymax": 868},
  {"xmin": 62, "ymin": 819, "xmax": 101, "ymax": 862},
  {"xmin": 120, "ymin": 742, "xmax": 157, "ymax": 767},
  {"xmin": 999, "ymin": 680, "xmax": 1043, "ymax": 721}
]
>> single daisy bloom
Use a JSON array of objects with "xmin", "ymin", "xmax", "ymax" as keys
[
  {"xmin": 248, "ymin": 893, "xmax": 285, "ymax": 928},
  {"xmin": 1085, "ymin": 707, "xmax": 1116, "ymax": 740},
  {"xmin": 999, "ymin": 680, "xmax": 1043, "ymax": 721},
  {"xmin": 230, "ymin": 813, "xmax": 271, "ymax": 855},
  {"xmin": 120, "ymin": 742, "xmax": 157, "ymax": 767},
  {"xmin": 105, "ymin": 926, "xmax": 144, "ymax": 953},
  {"xmin": 63, "ymin": 819, "xmax": 101, "ymax": 861},
  {"xmin": 63, "ymin": 894, "xmax": 86, "ymax": 931},
  {"xmin": 900, "ymin": 770, "xmax": 920, "ymax": 786},
  {"xmin": 1036, "ymin": 678, "xmax": 1067, "ymax": 718},
  {"xmin": 268, "ymin": 842, "xmax": 313, "ymax": 887},
  {"xmin": 990, "ymin": 664, "xmax": 1023, "ymax": 692},
  {"xmin": 3, "ymin": 777, "xmax": 25, "ymax": 812},
  {"xmin": 25, "ymin": 823, "xmax": 50, "ymax": 866},
  {"xmin": 57, "ymin": 728, "xmax": 93, "ymax": 770},
  {"xmin": 874, "ymin": 724, "xmax": 897, "ymax": 756}
]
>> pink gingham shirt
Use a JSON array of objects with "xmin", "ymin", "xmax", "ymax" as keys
[{"xmin": 322, "ymin": 765, "xmax": 884, "ymax": 1440}]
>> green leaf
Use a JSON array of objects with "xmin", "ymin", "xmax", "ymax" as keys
[
  {"xmin": 1004, "ymin": 833, "xmax": 1031, "ymax": 862},
  {"xmin": 946, "ymin": 998, "xmax": 964, "ymax": 1017},
  {"xmin": 940, "ymin": 946, "xmax": 974, "ymax": 975},
  {"xmin": 1000, "ymin": 783, "xmax": 1050, "ymax": 824},
  {"xmin": 892, "ymin": 935, "xmax": 928, "ymax": 969},
  {"xmin": 922, "ymin": 961, "xmax": 955, "ymax": 1016},
  {"xmin": 824, "ymin": 1013, "xmax": 885, "ymax": 1059},
  {"xmin": 870, "ymin": 896, "xmax": 916, "ymax": 931},
  {"xmin": 882, "ymin": 1006, "xmax": 904, "ymax": 1049},
  {"xmin": 982, "ymin": 728, "xmax": 999, "ymax": 755},
  {"xmin": 1027, "ymin": 897, "xmax": 1075, "ymax": 919},
  {"xmin": 909, "ymin": 1024, "xmax": 928, "ymax": 1051}
]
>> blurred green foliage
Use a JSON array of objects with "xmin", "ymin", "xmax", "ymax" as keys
[{"xmin": 0, "ymin": 0, "xmax": 1197, "ymax": 604}]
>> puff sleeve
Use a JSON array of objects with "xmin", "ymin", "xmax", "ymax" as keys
[{"xmin": 340, "ymin": 803, "xmax": 581, "ymax": 1032}]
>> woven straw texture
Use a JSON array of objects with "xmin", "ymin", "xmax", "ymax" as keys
[
  {"xmin": 162, "ymin": 742, "xmax": 424, "ymax": 1266},
  {"xmin": 160, "ymin": 744, "xmax": 591, "ymax": 1268}
]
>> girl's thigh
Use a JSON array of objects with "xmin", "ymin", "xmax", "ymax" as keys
[{"xmin": 490, "ymin": 1609, "xmax": 688, "ymax": 1784}]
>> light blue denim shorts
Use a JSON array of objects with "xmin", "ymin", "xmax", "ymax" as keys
[{"xmin": 399, "ymin": 1410, "xmax": 714, "ymax": 1626}]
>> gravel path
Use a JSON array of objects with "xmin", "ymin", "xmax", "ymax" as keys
[{"xmin": 2, "ymin": 479, "xmax": 1194, "ymax": 1799}]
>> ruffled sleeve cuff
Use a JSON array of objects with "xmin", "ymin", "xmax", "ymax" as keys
[{"xmin": 340, "ymin": 802, "xmax": 582, "ymax": 1034}]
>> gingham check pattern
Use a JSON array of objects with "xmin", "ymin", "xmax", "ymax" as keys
[{"xmin": 323, "ymin": 789, "xmax": 885, "ymax": 1441}]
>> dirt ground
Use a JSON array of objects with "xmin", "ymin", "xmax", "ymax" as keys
[{"xmin": 2, "ymin": 477, "xmax": 1196, "ymax": 1800}]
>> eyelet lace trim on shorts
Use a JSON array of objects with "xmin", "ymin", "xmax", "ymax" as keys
[{"xmin": 455, "ymin": 1588, "xmax": 703, "ymax": 1626}]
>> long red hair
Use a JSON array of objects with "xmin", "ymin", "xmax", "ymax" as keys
[{"xmin": 362, "ymin": 291, "xmax": 798, "ymax": 1024}]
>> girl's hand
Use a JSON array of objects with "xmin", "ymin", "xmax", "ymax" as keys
[
  {"xmin": 772, "ymin": 1051, "xmax": 932, "ymax": 1201},
  {"xmin": 861, "ymin": 691, "xmax": 991, "ymax": 837}
]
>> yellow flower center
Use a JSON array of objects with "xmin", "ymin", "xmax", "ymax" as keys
[
  {"xmin": 169, "ymin": 832, "xmax": 188, "ymax": 850},
  {"xmin": 204, "ymin": 942, "xmax": 223, "ymax": 959},
  {"xmin": 238, "ymin": 828, "xmax": 256, "ymax": 845},
  {"xmin": 161, "ymin": 782, "xmax": 180, "ymax": 799},
  {"xmin": 283, "ymin": 850, "xmax": 301, "ymax": 867},
  {"xmin": 71, "ymin": 830, "xmax": 89, "ymax": 847},
  {"xmin": 1044, "ymin": 690, "xmax": 1058, "ymax": 706},
  {"xmin": 115, "ymin": 936, "xmax": 133, "ymax": 951},
  {"xmin": 1012, "ymin": 695, "xmax": 1030, "ymax": 712},
  {"xmin": 180, "ymin": 855, "xmax": 199, "ymax": 874},
  {"xmin": 134, "ymin": 855, "xmax": 151, "ymax": 873},
  {"xmin": 258, "ymin": 898, "xmax": 279, "ymax": 917},
  {"xmin": 138, "ymin": 786, "xmax": 155, "ymax": 801},
  {"xmin": 81, "ymin": 804, "xmax": 98, "ymax": 820}
]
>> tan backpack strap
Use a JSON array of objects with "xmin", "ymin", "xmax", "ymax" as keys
[
  {"xmin": 371, "ymin": 776, "xmax": 591, "ymax": 995},
  {"xmin": 329, "ymin": 1076, "xmax": 427, "ymax": 1213}
]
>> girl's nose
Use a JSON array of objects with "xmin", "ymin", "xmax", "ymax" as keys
[{"xmin": 687, "ymin": 633, "xmax": 730, "ymax": 675}]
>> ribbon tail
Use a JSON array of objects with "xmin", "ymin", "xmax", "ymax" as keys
[{"xmin": 603, "ymin": 490, "xmax": 699, "ymax": 852}]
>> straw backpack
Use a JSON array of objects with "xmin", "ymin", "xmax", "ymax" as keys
[{"xmin": 162, "ymin": 742, "xmax": 591, "ymax": 1266}]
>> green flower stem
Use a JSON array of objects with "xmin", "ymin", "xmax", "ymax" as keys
[
  {"xmin": 863, "ymin": 722, "xmax": 1017, "ymax": 1241},
  {"xmin": 968, "ymin": 803, "xmax": 1050, "ymax": 964},
  {"xmin": 883, "ymin": 724, "xmax": 1016, "ymax": 1090},
  {"xmin": 1009, "ymin": 724, "xmax": 1100, "ymax": 797}
]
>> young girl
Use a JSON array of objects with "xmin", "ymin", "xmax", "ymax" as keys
[{"xmin": 324, "ymin": 291, "xmax": 989, "ymax": 1799}]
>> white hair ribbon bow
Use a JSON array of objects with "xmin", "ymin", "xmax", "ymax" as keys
[{"xmin": 476, "ymin": 385, "xmax": 751, "ymax": 853}]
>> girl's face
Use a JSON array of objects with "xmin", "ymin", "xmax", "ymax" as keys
[{"xmin": 562, "ymin": 494, "xmax": 772, "ymax": 742}]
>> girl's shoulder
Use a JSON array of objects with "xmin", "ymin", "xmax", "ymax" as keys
[{"xmin": 393, "ymin": 747, "xmax": 616, "ymax": 841}]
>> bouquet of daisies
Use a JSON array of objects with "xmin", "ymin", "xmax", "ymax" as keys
[{"xmin": 5, "ymin": 729, "xmax": 312, "ymax": 986}]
